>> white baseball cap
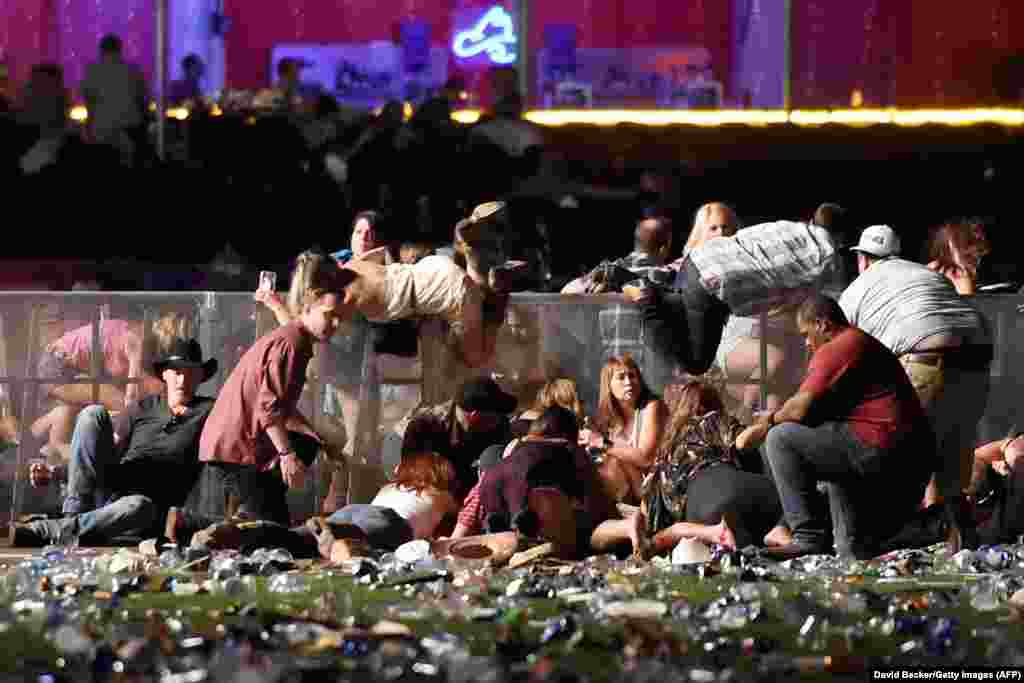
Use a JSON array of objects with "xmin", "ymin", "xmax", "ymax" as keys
[{"xmin": 850, "ymin": 224, "xmax": 900, "ymax": 258}]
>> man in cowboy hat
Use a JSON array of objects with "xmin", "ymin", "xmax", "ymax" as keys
[{"xmin": 9, "ymin": 338, "xmax": 218, "ymax": 546}]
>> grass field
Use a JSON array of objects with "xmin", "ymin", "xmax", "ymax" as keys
[{"xmin": 2, "ymin": 545, "xmax": 1023, "ymax": 681}]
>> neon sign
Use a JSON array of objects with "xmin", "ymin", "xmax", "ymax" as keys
[{"xmin": 452, "ymin": 6, "xmax": 517, "ymax": 65}]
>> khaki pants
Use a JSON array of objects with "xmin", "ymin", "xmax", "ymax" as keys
[{"xmin": 900, "ymin": 357, "xmax": 990, "ymax": 499}]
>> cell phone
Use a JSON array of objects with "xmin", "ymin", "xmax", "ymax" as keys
[{"xmin": 258, "ymin": 270, "xmax": 277, "ymax": 292}]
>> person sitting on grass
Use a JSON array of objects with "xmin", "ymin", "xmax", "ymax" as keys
[
  {"xmin": 589, "ymin": 380, "xmax": 784, "ymax": 558},
  {"xmin": 11, "ymin": 339, "xmax": 217, "ymax": 547},
  {"xmin": 167, "ymin": 452, "xmax": 458, "ymax": 564}
]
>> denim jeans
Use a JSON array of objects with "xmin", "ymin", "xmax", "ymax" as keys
[
  {"xmin": 326, "ymin": 504, "xmax": 414, "ymax": 551},
  {"xmin": 32, "ymin": 494, "xmax": 159, "ymax": 545},
  {"xmin": 64, "ymin": 405, "xmax": 120, "ymax": 515},
  {"xmin": 765, "ymin": 421, "xmax": 929, "ymax": 557}
]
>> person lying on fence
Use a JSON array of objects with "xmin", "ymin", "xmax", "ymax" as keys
[
  {"xmin": 634, "ymin": 214, "xmax": 841, "ymax": 375},
  {"xmin": 168, "ymin": 452, "xmax": 459, "ymax": 563},
  {"xmin": 589, "ymin": 380, "xmax": 784, "ymax": 558},
  {"xmin": 681, "ymin": 203, "xmax": 807, "ymax": 418},
  {"xmin": 10, "ymin": 338, "xmax": 216, "ymax": 547},
  {"xmin": 255, "ymin": 201, "xmax": 524, "ymax": 367},
  {"xmin": 579, "ymin": 354, "xmax": 668, "ymax": 505}
]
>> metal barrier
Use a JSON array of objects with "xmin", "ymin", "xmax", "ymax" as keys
[{"xmin": 0, "ymin": 291, "xmax": 1020, "ymax": 527}]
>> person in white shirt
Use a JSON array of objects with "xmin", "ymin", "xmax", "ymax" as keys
[
  {"xmin": 80, "ymin": 34, "xmax": 149, "ymax": 166},
  {"xmin": 839, "ymin": 224, "xmax": 992, "ymax": 550}
]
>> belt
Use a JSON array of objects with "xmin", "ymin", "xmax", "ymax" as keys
[
  {"xmin": 900, "ymin": 352, "xmax": 945, "ymax": 367},
  {"xmin": 900, "ymin": 344, "xmax": 993, "ymax": 371}
]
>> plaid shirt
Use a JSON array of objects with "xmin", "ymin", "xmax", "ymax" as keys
[
  {"xmin": 598, "ymin": 303, "xmax": 645, "ymax": 361},
  {"xmin": 614, "ymin": 251, "xmax": 662, "ymax": 280},
  {"xmin": 687, "ymin": 221, "xmax": 837, "ymax": 317},
  {"xmin": 455, "ymin": 482, "xmax": 484, "ymax": 535}
]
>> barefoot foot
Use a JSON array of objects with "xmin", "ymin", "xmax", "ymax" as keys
[
  {"xmin": 763, "ymin": 524, "xmax": 793, "ymax": 548},
  {"xmin": 714, "ymin": 513, "xmax": 738, "ymax": 551}
]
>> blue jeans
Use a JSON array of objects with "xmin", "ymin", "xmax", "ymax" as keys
[
  {"xmin": 326, "ymin": 504, "xmax": 413, "ymax": 550},
  {"xmin": 55, "ymin": 405, "xmax": 161, "ymax": 543},
  {"xmin": 64, "ymin": 405, "xmax": 120, "ymax": 515},
  {"xmin": 765, "ymin": 421, "xmax": 930, "ymax": 557},
  {"xmin": 32, "ymin": 494, "xmax": 158, "ymax": 545}
]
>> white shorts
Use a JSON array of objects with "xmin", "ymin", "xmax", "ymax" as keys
[{"xmin": 375, "ymin": 255, "xmax": 469, "ymax": 323}]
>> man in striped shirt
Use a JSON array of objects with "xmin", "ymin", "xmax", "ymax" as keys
[{"xmin": 642, "ymin": 218, "xmax": 842, "ymax": 375}]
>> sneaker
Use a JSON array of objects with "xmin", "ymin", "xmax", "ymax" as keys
[{"xmin": 455, "ymin": 202, "xmax": 507, "ymax": 245}]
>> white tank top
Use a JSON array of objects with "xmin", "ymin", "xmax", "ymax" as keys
[{"xmin": 371, "ymin": 484, "xmax": 451, "ymax": 539}]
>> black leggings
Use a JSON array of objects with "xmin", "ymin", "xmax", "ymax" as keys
[
  {"xmin": 685, "ymin": 465, "xmax": 783, "ymax": 549},
  {"xmin": 643, "ymin": 256, "xmax": 731, "ymax": 375}
]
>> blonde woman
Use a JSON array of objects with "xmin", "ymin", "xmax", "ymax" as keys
[{"xmin": 255, "ymin": 202, "xmax": 521, "ymax": 367}]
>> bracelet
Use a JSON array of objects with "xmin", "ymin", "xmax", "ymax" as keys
[{"xmin": 277, "ymin": 448, "xmax": 295, "ymax": 458}]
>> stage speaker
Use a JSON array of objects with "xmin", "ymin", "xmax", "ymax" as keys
[
  {"xmin": 544, "ymin": 24, "xmax": 577, "ymax": 79},
  {"xmin": 401, "ymin": 20, "xmax": 432, "ymax": 74}
]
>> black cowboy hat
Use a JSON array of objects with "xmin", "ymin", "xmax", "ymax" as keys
[
  {"xmin": 456, "ymin": 377, "xmax": 517, "ymax": 415},
  {"xmin": 152, "ymin": 338, "xmax": 218, "ymax": 383}
]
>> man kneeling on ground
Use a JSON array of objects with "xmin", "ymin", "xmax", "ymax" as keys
[{"xmin": 736, "ymin": 294, "xmax": 934, "ymax": 560}]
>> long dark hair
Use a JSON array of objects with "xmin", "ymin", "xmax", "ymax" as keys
[
  {"xmin": 657, "ymin": 380, "xmax": 726, "ymax": 462},
  {"xmin": 926, "ymin": 218, "xmax": 990, "ymax": 278}
]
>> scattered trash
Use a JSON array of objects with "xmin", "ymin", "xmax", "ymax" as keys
[{"xmin": 2, "ymin": 534, "xmax": 1023, "ymax": 680}]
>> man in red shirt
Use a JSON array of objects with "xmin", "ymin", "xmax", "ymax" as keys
[{"xmin": 737, "ymin": 294, "xmax": 934, "ymax": 559}]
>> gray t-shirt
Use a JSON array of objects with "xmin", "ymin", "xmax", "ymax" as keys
[
  {"xmin": 839, "ymin": 258, "xmax": 990, "ymax": 356},
  {"xmin": 81, "ymin": 59, "xmax": 148, "ymax": 135}
]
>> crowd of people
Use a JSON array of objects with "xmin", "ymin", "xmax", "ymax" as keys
[
  {"xmin": 9, "ymin": 192, "xmax": 1022, "ymax": 571},
  {"xmin": 2, "ymin": 34, "xmax": 1021, "ymax": 567}
]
